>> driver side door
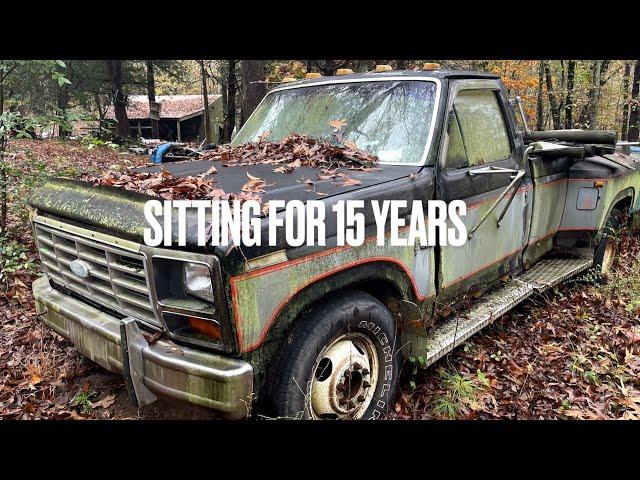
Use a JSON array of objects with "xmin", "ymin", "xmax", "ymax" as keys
[{"xmin": 436, "ymin": 79, "xmax": 531, "ymax": 301}]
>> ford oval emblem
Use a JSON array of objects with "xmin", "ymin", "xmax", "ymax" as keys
[{"xmin": 69, "ymin": 259, "xmax": 91, "ymax": 279}]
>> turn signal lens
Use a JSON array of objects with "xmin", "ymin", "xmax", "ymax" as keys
[
  {"xmin": 594, "ymin": 180, "xmax": 605, "ymax": 188},
  {"xmin": 188, "ymin": 316, "xmax": 222, "ymax": 341}
]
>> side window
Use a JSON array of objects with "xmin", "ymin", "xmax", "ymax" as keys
[{"xmin": 451, "ymin": 89, "xmax": 511, "ymax": 167}]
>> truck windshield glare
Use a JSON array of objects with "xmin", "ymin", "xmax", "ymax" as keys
[{"xmin": 232, "ymin": 80, "xmax": 438, "ymax": 165}]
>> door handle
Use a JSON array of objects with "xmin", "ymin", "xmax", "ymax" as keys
[
  {"xmin": 468, "ymin": 165, "xmax": 521, "ymax": 176},
  {"xmin": 467, "ymin": 170, "xmax": 526, "ymax": 239}
]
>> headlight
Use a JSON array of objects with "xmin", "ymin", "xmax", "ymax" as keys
[
  {"xmin": 149, "ymin": 254, "xmax": 232, "ymax": 351},
  {"xmin": 184, "ymin": 262, "xmax": 214, "ymax": 303}
]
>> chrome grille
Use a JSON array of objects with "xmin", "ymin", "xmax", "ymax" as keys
[{"xmin": 33, "ymin": 221, "xmax": 161, "ymax": 329}]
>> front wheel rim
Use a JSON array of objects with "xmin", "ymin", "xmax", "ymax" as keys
[{"xmin": 309, "ymin": 333, "xmax": 379, "ymax": 419}]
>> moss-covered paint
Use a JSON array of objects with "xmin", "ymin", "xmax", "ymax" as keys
[
  {"xmin": 28, "ymin": 178, "xmax": 151, "ymax": 241},
  {"xmin": 561, "ymin": 173, "xmax": 640, "ymax": 232},
  {"xmin": 439, "ymin": 187, "xmax": 529, "ymax": 293},
  {"xmin": 230, "ymin": 235, "xmax": 435, "ymax": 353}
]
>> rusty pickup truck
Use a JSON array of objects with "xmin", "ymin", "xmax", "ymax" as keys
[{"xmin": 28, "ymin": 67, "xmax": 640, "ymax": 419}]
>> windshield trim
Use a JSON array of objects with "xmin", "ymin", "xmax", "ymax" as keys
[{"xmin": 235, "ymin": 76, "xmax": 442, "ymax": 167}]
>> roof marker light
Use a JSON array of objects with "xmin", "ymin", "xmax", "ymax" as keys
[
  {"xmin": 374, "ymin": 64, "xmax": 393, "ymax": 72},
  {"xmin": 336, "ymin": 68, "xmax": 354, "ymax": 76},
  {"xmin": 281, "ymin": 77, "xmax": 297, "ymax": 83},
  {"xmin": 304, "ymin": 72, "xmax": 322, "ymax": 79},
  {"xmin": 422, "ymin": 63, "xmax": 441, "ymax": 71}
]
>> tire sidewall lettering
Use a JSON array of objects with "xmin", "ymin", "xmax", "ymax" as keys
[{"xmin": 358, "ymin": 319, "xmax": 395, "ymax": 420}]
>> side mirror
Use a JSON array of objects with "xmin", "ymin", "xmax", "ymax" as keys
[{"xmin": 510, "ymin": 96, "xmax": 531, "ymax": 135}]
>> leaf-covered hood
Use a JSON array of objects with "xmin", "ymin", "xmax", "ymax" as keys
[{"xmin": 136, "ymin": 158, "xmax": 414, "ymax": 203}]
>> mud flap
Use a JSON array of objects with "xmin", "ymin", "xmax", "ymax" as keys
[{"xmin": 120, "ymin": 318, "xmax": 158, "ymax": 408}]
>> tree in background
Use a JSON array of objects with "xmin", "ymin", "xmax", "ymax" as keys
[
  {"xmin": 105, "ymin": 60, "xmax": 129, "ymax": 138},
  {"xmin": 222, "ymin": 60, "xmax": 237, "ymax": 143},
  {"xmin": 629, "ymin": 61, "xmax": 640, "ymax": 142},
  {"xmin": 621, "ymin": 62, "xmax": 632, "ymax": 141},
  {"xmin": 564, "ymin": 60, "xmax": 576, "ymax": 129},
  {"xmin": 241, "ymin": 60, "xmax": 266, "ymax": 125},
  {"xmin": 536, "ymin": 61, "xmax": 545, "ymax": 130},
  {"xmin": 199, "ymin": 60, "xmax": 211, "ymax": 144},
  {"xmin": 543, "ymin": 60, "xmax": 561, "ymax": 129},
  {"xmin": 0, "ymin": 60, "xmax": 68, "ymax": 233},
  {"xmin": 146, "ymin": 60, "xmax": 159, "ymax": 139}
]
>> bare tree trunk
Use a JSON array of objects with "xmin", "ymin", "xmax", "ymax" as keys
[
  {"xmin": 564, "ymin": 60, "xmax": 576, "ymax": 129},
  {"xmin": 105, "ymin": 60, "xmax": 129, "ymax": 139},
  {"xmin": 536, "ymin": 61, "xmax": 544, "ymax": 130},
  {"xmin": 57, "ymin": 82, "xmax": 71, "ymax": 138},
  {"xmin": 543, "ymin": 61, "xmax": 561, "ymax": 130},
  {"xmin": 1, "ymin": 80, "xmax": 7, "ymax": 232},
  {"xmin": 146, "ymin": 60, "xmax": 159, "ymax": 139},
  {"xmin": 629, "ymin": 60, "xmax": 640, "ymax": 142},
  {"xmin": 199, "ymin": 60, "xmax": 212, "ymax": 144},
  {"xmin": 317, "ymin": 60, "xmax": 337, "ymax": 76},
  {"xmin": 241, "ymin": 60, "xmax": 266, "ymax": 126},
  {"xmin": 0, "ymin": 134, "xmax": 5, "ymax": 234},
  {"xmin": 621, "ymin": 62, "xmax": 632, "ymax": 141},
  {"xmin": 588, "ymin": 60, "xmax": 603, "ymax": 129},
  {"xmin": 222, "ymin": 60, "xmax": 237, "ymax": 143}
]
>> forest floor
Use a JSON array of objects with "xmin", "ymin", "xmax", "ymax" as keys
[{"xmin": 1, "ymin": 139, "xmax": 639, "ymax": 420}]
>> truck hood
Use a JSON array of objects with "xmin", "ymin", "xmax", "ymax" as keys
[
  {"xmin": 28, "ymin": 159, "xmax": 416, "ymax": 244},
  {"xmin": 137, "ymin": 158, "xmax": 412, "ymax": 203}
]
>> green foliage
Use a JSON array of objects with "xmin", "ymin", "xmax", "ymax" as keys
[
  {"xmin": 0, "ymin": 236, "xmax": 34, "ymax": 286},
  {"xmin": 432, "ymin": 368, "xmax": 483, "ymax": 419},
  {"xmin": 71, "ymin": 390, "xmax": 96, "ymax": 414},
  {"xmin": 79, "ymin": 136, "xmax": 118, "ymax": 151},
  {"xmin": 476, "ymin": 368, "xmax": 490, "ymax": 387}
]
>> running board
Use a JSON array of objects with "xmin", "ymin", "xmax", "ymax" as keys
[{"xmin": 422, "ymin": 257, "xmax": 593, "ymax": 367}]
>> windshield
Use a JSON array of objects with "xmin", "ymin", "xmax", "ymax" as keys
[{"xmin": 232, "ymin": 80, "xmax": 438, "ymax": 165}]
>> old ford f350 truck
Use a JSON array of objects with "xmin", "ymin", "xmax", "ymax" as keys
[{"xmin": 28, "ymin": 68, "xmax": 640, "ymax": 419}]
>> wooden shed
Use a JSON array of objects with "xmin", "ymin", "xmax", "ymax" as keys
[{"xmin": 107, "ymin": 94, "xmax": 224, "ymax": 143}]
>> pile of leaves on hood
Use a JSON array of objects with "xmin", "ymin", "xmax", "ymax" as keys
[
  {"xmin": 201, "ymin": 131, "xmax": 379, "ymax": 174},
  {"xmin": 83, "ymin": 166, "xmax": 225, "ymax": 201},
  {"xmin": 83, "ymin": 131, "xmax": 379, "ymax": 201}
]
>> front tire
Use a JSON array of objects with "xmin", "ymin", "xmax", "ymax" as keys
[{"xmin": 266, "ymin": 290, "xmax": 401, "ymax": 420}]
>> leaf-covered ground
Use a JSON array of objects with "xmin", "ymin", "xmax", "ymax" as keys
[
  {"xmin": 0, "ymin": 139, "xmax": 216, "ymax": 419},
  {"xmin": 1, "ymin": 139, "xmax": 639, "ymax": 420},
  {"xmin": 390, "ymin": 229, "xmax": 640, "ymax": 420}
]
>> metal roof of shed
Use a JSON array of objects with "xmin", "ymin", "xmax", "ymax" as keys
[{"xmin": 106, "ymin": 94, "xmax": 222, "ymax": 120}]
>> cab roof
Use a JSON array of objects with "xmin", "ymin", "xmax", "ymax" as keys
[{"xmin": 276, "ymin": 69, "xmax": 499, "ymax": 88}]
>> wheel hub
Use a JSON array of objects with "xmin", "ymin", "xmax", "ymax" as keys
[{"xmin": 309, "ymin": 334, "xmax": 378, "ymax": 419}]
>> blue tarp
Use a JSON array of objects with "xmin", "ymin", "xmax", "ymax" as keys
[{"xmin": 150, "ymin": 143, "xmax": 173, "ymax": 164}]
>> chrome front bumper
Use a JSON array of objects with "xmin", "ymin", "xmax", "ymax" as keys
[{"xmin": 32, "ymin": 275, "xmax": 253, "ymax": 419}]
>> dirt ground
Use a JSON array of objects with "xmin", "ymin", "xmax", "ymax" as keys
[{"xmin": 1, "ymin": 139, "xmax": 639, "ymax": 420}]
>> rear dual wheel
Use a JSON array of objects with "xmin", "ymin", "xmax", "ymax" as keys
[
  {"xmin": 594, "ymin": 208, "xmax": 623, "ymax": 277},
  {"xmin": 267, "ymin": 290, "xmax": 400, "ymax": 420}
]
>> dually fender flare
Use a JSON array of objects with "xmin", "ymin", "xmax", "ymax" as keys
[
  {"xmin": 600, "ymin": 186, "xmax": 635, "ymax": 235},
  {"xmin": 252, "ymin": 258, "xmax": 431, "ymax": 352}
]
